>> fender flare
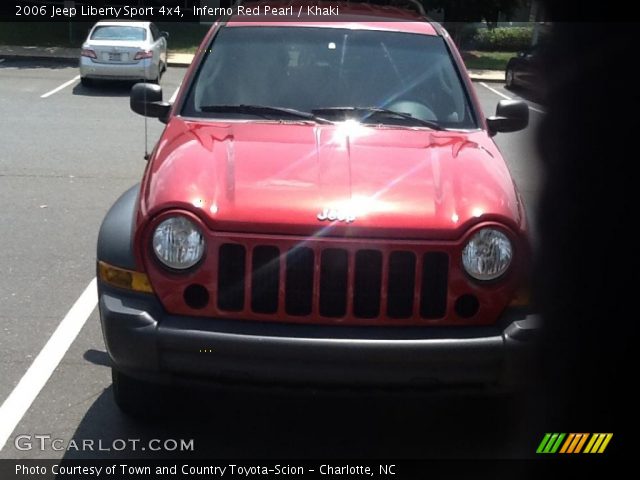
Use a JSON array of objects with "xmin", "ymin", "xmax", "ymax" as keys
[{"xmin": 97, "ymin": 184, "xmax": 140, "ymax": 270}]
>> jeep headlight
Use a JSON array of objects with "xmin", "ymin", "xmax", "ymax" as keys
[
  {"xmin": 462, "ymin": 228, "xmax": 512, "ymax": 281},
  {"xmin": 152, "ymin": 216, "xmax": 205, "ymax": 270}
]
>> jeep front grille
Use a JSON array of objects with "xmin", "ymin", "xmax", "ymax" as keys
[{"xmin": 216, "ymin": 242, "xmax": 449, "ymax": 322}]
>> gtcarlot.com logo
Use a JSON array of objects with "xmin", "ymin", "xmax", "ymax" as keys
[
  {"xmin": 14, "ymin": 434, "xmax": 195, "ymax": 452},
  {"xmin": 536, "ymin": 433, "xmax": 613, "ymax": 454}
]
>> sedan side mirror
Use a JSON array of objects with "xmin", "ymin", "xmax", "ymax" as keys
[
  {"xmin": 130, "ymin": 83, "xmax": 170, "ymax": 123},
  {"xmin": 161, "ymin": 31, "xmax": 170, "ymax": 39},
  {"xmin": 487, "ymin": 100, "xmax": 529, "ymax": 135}
]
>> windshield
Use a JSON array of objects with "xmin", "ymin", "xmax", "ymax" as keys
[
  {"xmin": 91, "ymin": 26, "xmax": 147, "ymax": 41},
  {"xmin": 183, "ymin": 26, "xmax": 476, "ymax": 129}
]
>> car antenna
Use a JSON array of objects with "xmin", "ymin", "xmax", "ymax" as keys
[
  {"xmin": 143, "ymin": 61, "xmax": 150, "ymax": 161},
  {"xmin": 143, "ymin": 104, "xmax": 150, "ymax": 160}
]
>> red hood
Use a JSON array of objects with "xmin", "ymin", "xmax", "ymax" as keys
[{"xmin": 140, "ymin": 118, "xmax": 523, "ymax": 239}]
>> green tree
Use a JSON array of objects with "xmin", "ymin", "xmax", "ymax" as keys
[{"xmin": 423, "ymin": 0, "xmax": 524, "ymax": 42}]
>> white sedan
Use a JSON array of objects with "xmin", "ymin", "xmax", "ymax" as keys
[{"xmin": 79, "ymin": 21, "xmax": 168, "ymax": 86}]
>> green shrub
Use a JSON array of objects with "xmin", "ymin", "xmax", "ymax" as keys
[
  {"xmin": 472, "ymin": 27, "xmax": 533, "ymax": 51},
  {"xmin": 458, "ymin": 24, "xmax": 481, "ymax": 48}
]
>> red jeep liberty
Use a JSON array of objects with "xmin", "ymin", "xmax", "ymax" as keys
[{"xmin": 97, "ymin": 1, "xmax": 538, "ymax": 415}]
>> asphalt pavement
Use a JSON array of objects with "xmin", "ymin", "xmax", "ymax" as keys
[{"xmin": 0, "ymin": 56, "xmax": 545, "ymax": 460}]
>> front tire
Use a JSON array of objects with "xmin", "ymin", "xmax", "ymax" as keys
[
  {"xmin": 505, "ymin": 67, "xmax": 516, "ymax": 89},
  {"xmin": 112, "ymin": 368, "xmax": 164, "ymax": 419}
]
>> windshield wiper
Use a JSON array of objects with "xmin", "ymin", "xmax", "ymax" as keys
[
  {"xmin": 312, "ymin": 107, "xmax": 444, "ymax": 130},
  {"xmin": 199, "ymin": 104, "xmax": 332, "ymax": 124}
]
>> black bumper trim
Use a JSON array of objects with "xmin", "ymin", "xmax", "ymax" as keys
[{"xmin": 98, "ymin": 285, "xmax": 540, "ymax": 389}]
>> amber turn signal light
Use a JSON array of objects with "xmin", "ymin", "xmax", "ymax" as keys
[{"xmin": 98, "ymin": 261, "xmax": 153, "ymax": 293}]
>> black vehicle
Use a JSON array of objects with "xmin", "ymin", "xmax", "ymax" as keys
[{"xmin": 505, "ymin": 45, "xmax": 545, "ymax": 99}]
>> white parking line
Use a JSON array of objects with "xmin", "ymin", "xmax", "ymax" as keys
[
  {"xmin": 40, "ymin": 75, "xmax": 80, "ymax": 98},
  {"xmin": 479, "ymin": 82, "xmax": 511, "ymax": 100},
  {"xmin": 169, "ymin": 83, "xmax": 181, "ymax": 103},
  {"xmin": 0, "ymin": 278, "xmax": 97, "ymax": 451},
  {"xmin": 479, "ymin": 82, "xmax": 546, "ymax": 114}
]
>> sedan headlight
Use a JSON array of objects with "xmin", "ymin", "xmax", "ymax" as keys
[
  {"xmin": 152, "ymin": 216, "xmax": 205, "ymax": 270},
  {"xmin": 462, "ymin": 228, "xmax": 513, "ymax": 281}
]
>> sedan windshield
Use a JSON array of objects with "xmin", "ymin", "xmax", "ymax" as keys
[
  {"xmin": 91, "ymin": 26, "xmax": 147, "ymax": 41},
  {"xmin": 183, "ymin": 26, "xmax": 476, "ymax": 129}
]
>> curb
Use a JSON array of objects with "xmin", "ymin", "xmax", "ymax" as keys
[
  {"xmin": 0, "ymin": 53, "xmax": 78, "ymax": 64},
  {"xmin": 469, "ymin": 75, "xmax": 505, "ymax": 83},
  {"xmin": 168, "ymin": 59, "xmax": 192, "ymax": 67},
  {"xmin": 468, "ymin": 70, "xmax": 506, "ymax": 83}
]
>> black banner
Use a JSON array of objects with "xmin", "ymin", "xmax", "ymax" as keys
[
  {"xmin": 0, "ymin": 1, "xmax": 434, "ymax": 24},
  {"xmin": 3, "ymin": 0, "xmax": 640, "ymax": 22},
  {"xmin": 0, "ymin": 458, "xmax": 616, "ymax": 480}
]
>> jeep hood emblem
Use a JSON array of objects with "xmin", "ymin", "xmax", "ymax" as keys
[{"xmin": 317, "ymin": 208, "xmax": 356, "ymax": 223}]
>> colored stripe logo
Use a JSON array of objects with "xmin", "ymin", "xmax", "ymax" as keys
[{"xmin": 537, "ymin": 433, "xmax": 613, "ymax": 454}]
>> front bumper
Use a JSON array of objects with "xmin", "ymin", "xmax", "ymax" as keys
[
  {"xmin": 79, "ymin": 57, "xmax": 158, "ymax": 81},
  {"xmin": 99, "ymin": 284, "xmax": 541, "ymax": 391}
]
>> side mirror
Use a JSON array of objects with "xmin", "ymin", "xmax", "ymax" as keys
[
  {"xmin": 130, "ymin": 83, "xmax": 170, "ymax": 123},
  {"xmin": 487, "ymin": 100, "xmax": 529, "ymax": 135},
  {"xmin": 161, "ymin": 31, "xmax": 170, "ymax": 39}
]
